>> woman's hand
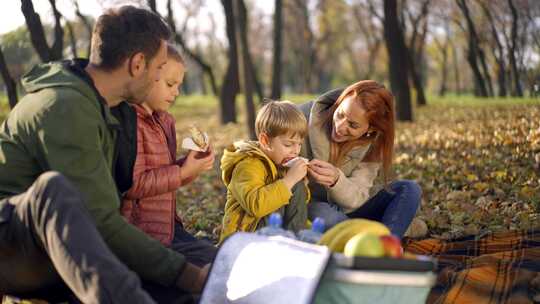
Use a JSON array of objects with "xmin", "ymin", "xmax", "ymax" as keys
[
  {"xmin": 179, "ymin": 148, "xmax": 215, "ymax": 182},
  {"xmin": 308, "ymin": 159, "xmax": 340, "ymax": 187}
]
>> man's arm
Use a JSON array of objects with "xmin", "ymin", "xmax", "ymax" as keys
[{"xmin": 33, "ymin": 93, "xmax": 185, "ymax": 286}]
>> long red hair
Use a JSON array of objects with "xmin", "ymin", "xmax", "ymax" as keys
[{"xmin": 321, "ymin": 80, "xmax": 395, "ymax": 184}]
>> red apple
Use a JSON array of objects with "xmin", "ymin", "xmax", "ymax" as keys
[{"xmin": 379, "ymin": 234, "xmax": 403, "ymax": 258}]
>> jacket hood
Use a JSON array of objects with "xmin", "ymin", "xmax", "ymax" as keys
[
  {"xmin": 220, "ymin": 141, "xmax": 278, "ymax": 186},
  {"xmin": 21, "ymin": 60, "xmax": 95, "ymax": 100}
]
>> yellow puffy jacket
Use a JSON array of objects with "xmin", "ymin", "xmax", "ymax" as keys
[{"xmin": 219, "ymin": 141, "xmax": 307, "ymax": 243}]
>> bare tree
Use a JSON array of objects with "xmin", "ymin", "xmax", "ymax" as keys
[
  {"xmin": 456, "ymin": 0, "xmax": 490, "ymax": 97},
  {"xmin": 481, "ymin": 2, "xmax": 507, "ymax": 97},
  {"xmin": 507, "ymin": 0, "xmax": 523, "ymax": 97},
  {"xmin": 234, "ymin": 0, "xmax": 257, "ymax": 139},
  {"xmin": 432, "ymin": 24, "xmax": 449, "ymax": 96},
  {"xmin": 286, "ymin": 0, "xmax": 319, "ymax": 93},
  {"xmin": 270, "ymin": 0, "xmax": 283, "ymax": 100},
  {"xmin": 165, "ymin": 0, "xmax": 218, "ymax": 96},
  {"xmin": 21, "ymin": 0, "xmax": 64, "ymax": 62},
  {"xmin": 450, "ymin": 39, "xmax": 462, "ymax": 94},
  {"xmin": 404, "ymin": 0, "xmax": 430, "ymax": 106},
  {"xmin": 147, "ymin": 0, "xmax": 156, "ymax": 13},
  {"xmin": 351, "ymin": 0, "xmax": 383, "ymax": 80},
  {"xmin": 384, "ymin": 0, "xmax": 413, "ymax": 121},
  {"xmin": 0, "ymin": 46, "xmax": 18, "ymax": 108},
  {"xmin": 73, "ymin": 0, "xmax": 93, "ymax": 57},
  {"xmin": 64, "ymin": 20, "xmax": 78, "ymax": 58},
  {"xmin": 220, "ymin": 0, "xmax": 239, "ymax": 124}
]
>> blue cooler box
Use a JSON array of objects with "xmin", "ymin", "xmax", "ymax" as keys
[
  {"xmin": 200, "ymin": 233, "xmax": 436, "ymax": 304},
  {"xmin": 314, "ymin": 254, "xmax": 437, "ymax": 304}
]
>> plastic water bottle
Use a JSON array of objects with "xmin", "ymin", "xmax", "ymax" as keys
[
  {"xmin": 297, "ymin": 217, "xmax": 325, "ymax": 244},
  {"xmin": 256, "ymin": 213, "xmax": 296, "ymax": 239}
]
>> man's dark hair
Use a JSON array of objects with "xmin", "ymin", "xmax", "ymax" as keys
[{"xmin": 89, "ymin": 5, "xmax": 171, "ymax": 70}]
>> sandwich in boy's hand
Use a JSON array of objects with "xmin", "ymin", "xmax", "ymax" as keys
[
  {"xmin": 182, "ymin": 125, "xmax": 209, "ymax": 152},
  {"xmin": 283, "ymin": 156, "xmax": 309, "ymax": 168}
]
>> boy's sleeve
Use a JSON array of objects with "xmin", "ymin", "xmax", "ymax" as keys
[
  {"xmin": 34, "ymin": 95, "xmax": 185, "ymax": 286},
  {"xmin": 230, "ymin": 159, "xmax": 292, "ymax": 218}
]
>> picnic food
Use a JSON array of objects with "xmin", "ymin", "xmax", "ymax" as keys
[
  {"xmin": 189, "ymin": 125, "xmax": 207, "ymax": 150},
  {"xmin": 380, "ymin": 234, "xmax": 403, "ymax": 258},
  {"xmin": 344, "ymin": 233, "xmax": 385, "ymax": 258},
  {"xmin": 283, "ymin": 156, "xmax": 309, "ymax": 167},
  {"xmin": 318, "ymin": 219, "xmax": 390, "ymax": 253}
]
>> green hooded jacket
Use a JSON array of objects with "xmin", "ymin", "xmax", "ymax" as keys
[{"xmin": 0, "ymin": 61, "xmax": 185, "ymax": 286}]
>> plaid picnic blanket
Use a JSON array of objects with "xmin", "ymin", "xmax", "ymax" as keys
[{"xmin": 403, "ymin": 229, "xmax": 540, "ymax": 304}]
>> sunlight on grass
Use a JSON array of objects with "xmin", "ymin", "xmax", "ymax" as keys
[{"xmin": 427, "ymin": 94, "xmax": 540, "ymax": 106}]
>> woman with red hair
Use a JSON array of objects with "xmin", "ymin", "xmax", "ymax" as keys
[{"xmin": 298, "ymin": 80, "xmax": 421, "ymax": 237}]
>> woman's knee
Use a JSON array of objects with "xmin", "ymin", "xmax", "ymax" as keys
[
  {"xmin": 391, "ymin": 180, "xmax": 422, "ymax": 205},
  {"xmin": 308, "ymin": 202, "xmax": 347, "ymax": 229}
]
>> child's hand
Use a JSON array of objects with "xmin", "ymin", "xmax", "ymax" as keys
[
  {"xmin": 180, "ymin": 148, "xmax": 215, "ymax": 182},
  {"xmin": 282, "ymin": 158, "xmax": 308, "ymax": 190}
]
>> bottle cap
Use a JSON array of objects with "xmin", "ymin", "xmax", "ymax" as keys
[
  {"xmin": 312, "ymin": 217, "xmax": 325, "ymax": 233},
  {"xmin": 269, "ymin": 213, "xmax": 283, "ymax": 228}
]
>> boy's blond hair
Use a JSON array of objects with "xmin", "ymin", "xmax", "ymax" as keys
[{"xmin": 255, "ymin": 100, "xmax": 307, "ymax": 138}]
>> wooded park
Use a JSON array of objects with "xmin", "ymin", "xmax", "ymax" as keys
[{"xmin": 0, "ymin": 0, "xmax": 539, "ymax": 303}]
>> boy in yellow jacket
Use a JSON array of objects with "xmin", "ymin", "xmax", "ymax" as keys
[{"xmin": 219, "ymin": 101, "xmax": 310, "ymax": 243}]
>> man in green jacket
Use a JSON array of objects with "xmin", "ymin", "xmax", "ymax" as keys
[{"xmin": 0, "ymin": 6, "xmax": 207, "ymax": 303}]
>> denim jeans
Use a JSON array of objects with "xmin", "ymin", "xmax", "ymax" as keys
[
  {"xmin": 307, "ymin": 180, "xmax": 421, "ymax": 238},
  {"xmin": 0, "ymin": 172, "xmax": 155, "ymax": 304},
  {"xmin": 140, "ymin": 223, "xmax": 218, "ymax": 304}
]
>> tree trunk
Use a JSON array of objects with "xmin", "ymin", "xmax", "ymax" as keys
[
  {"xmin": 451, "ymin": 42, "xmax": 462, "ymax": 94},
  {"xmin": 507, "ymin": 0, "xmax": 523, "ymax": 97},
  {"xmin": 21, "ymin": 0, "xmax": 64, "ymax": 62},
  {"xmin": 0, "ymin": 46, "xmax": 18, "ymax": 108},
  {"xmin": 48, "ymin": 0, "xmax": 64, "ymax": 60},
  {"xmin": 147, "ymin": 0, "xmax": 157, "ymax": 13},
  {"xmin": 65, "ymin": 20, "xmax": 78, "ymax": 58},
  {"xmin": 235, "ymin": 0, "xmax": 257, "ymax": 140},
  {"xmin": 219, "ymin": 0, "xmax": 239, "ymax": 124},
  {"xmin": 384, "ymin": 0, "xmax": 413, "ymax": 121},
  {"xmin": 270, "ymin": 0, "xmax": 283, "ymax": 100},
  {"xmin": 456, "ymin": 0, "xmax": 489, "ymax": 97},
  {"xmin": 434, "ymin": 34, "xmax": 449, "ymax": 97},
  {"xmin": 293, "ymin": 0, "xmax": 319, "ymax": 93},
  {"xmin": 481, "ymin": 3, "xmax": 507, "ymax": 97},
  {"xmin": 408, "ymin": 49, "xmax": 427, "ymax": 106},
  {"xmin": 251, "ymin": 62, "xmax": 264, "ymax": 103},
  {"xmin": 478, "ymin": 45, "xmax": 494, "ymax": 97},
  {"xmin": 166, "ymin": 0, "xmax": 218, "ymax": 96},
  {"xmin": 439, "ymin": 45, "xmax": 448, "ymax": 96},
  {"xmin": 405, "ymin": 0, "xmax": 429, "ymax": 106},
  {"xmin": 73, "ymin": 0, "xmax": 93, "ymax": 58}
]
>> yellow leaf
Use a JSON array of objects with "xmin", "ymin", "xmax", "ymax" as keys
[
  {"xmin": 467, "ymin": 174, "xmax": 478, "ymax": 181},
  {"xmin": 473, "ymin": 182, "xmax": 489, "ymax": 192},
  {"xmin": 520, "ymin": 186, "xmax": 536, "ymax": 198},
  {"xmin": 491, "ymin": 170, "xmax": 507, "ymax": 180}
]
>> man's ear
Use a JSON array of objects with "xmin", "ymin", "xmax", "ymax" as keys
[{"xmin": 128, "ymin": 52, "xmax": 147, "ymax": 77}]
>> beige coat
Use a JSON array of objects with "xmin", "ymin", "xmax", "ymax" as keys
[{"xmin": 298, "ymin": 89, "xmax": 381, "ymax": 213}]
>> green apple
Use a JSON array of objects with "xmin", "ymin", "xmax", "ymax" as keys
[{"xmin": 343, "ymin": 232, "xmax": 385, "ymax": 258}]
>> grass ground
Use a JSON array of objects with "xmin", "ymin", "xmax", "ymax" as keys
[
  {"xmin": 1, "ymin": 94, "xmax": 539, "ymax": 243},
  {"xmin": 169, "ymin": 95, "xmax": 540, "ymax": 242}
]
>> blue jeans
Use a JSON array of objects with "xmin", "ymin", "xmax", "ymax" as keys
[
  {"xmin": 307, "ymin": 180, "xmax": 421, "ymax": 238},
  {"xmin": 141, "ymin": 223, "xmax": 217, "ymax": 303}
]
